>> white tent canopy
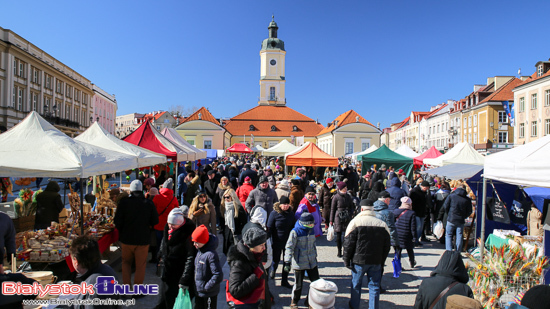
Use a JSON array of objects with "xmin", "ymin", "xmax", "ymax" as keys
[
  {"xmin": 485, "ymin": 135, "xmax": 550, "ymax": 187},
  {"xmin": 284, "ymin": 142, "xmax": 310, "ymax": 159},
  {"xmin": 251, "ymin": 145, "xmax": 265, "ymax": 152},
  {"xmin": 395, "ymin": 144, "xmax": 420, "ymax": 158},
  {"xmin": 76, "ymin": 122, "xmax": 167, "ymax": 168},
  {"xmin": 160, "ymin": 128, "xmax": 207, "ymax": 161},
  {"xmin": 263, "ymin": 139, "xmax": 299, "ymax": 156},
  {"xmin": 351, "ymin": 145, "xmax": 379, "ymax": 161},
  {"xmin": 0, "ymin": 112, "xmax": 138, "ymax": 177},
  {"xmin": 424, "ymin": 142, "xmax": 484, "ymax": 167}
]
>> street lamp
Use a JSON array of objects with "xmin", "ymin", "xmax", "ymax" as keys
[{"xmin": 90, "ymin": 116, "xmax": 93, "ymax": 125}]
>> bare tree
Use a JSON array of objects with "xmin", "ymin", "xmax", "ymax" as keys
[{"xmin": 183, "ymin": 106, "xmax": 199, "ymax": 116}]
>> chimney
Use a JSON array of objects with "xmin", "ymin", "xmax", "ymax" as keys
[
  {"xmin": 327, "ymin": 122, "xmax": 331, "ymax": 127},
  {"xmin": 355, "ymin": 116, "xmax": 359, "ymax": 122},
  {"xmin": 377, "ymin": 122, "xmax": 380, "ymax": 129}
]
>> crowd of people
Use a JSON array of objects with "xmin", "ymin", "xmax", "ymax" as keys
[{"xmin": 1, "ymin": 155, "xmax": 546, "ymax": 309}]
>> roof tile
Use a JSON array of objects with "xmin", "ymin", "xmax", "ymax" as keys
[
  {"xmin": 317, "ymin": 110, "xmax": 376, "ymax": 136},
  {"xmin": 480, "ymin": 78, "xmax": 523, "ymax": 103},
  {"xmin": 181, "ymin": 107, "xmax": 220, "ymax": 125}
]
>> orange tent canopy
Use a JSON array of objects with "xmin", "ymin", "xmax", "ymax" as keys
[{"xmin": 286, "ymin": 143, "xmax": 339, "ymax": 167}]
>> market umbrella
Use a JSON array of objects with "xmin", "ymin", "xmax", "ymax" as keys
[{"xmin": 226, "ymin": 143, "xmax": 253, "ymax": 154}]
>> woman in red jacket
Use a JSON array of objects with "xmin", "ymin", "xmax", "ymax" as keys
[{"xmin": 151, "ymin": 179, "xmax": 178, "ymax": 262}]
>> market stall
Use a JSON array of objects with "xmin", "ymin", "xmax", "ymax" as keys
[
  {"xmin": 424, "ymin": 163, "xmax": 483, "ymax": 180},
  {"xmin": 226, "ymin": 143, "xmax": 253, "ymax": 154},
  {"xmin": 284, "ymin": 142, "xmax": 338, "ymax": 167},
  {"xmin": 414, "ymin": 146, "xmax": 443, "ymax": 166},
  {"xmin": 424, "ymin": 142, "xmax": 484, "ymax": 167},
  {"xmin": 262, "ymin": 139, "xmax": 299, "ymax": 156},
  {"xmin": 160, "ymin": 127, "xmax": 207, "ymax": 161},
  {"xmin": 395, "ymin": 144, "xmax": 419, "ymax": 158},
  {"xmin": 358, "ymin": 144, "xmax": 413, "ymax": 178}
]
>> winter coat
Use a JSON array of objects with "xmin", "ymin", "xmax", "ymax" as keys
[
  {"xmin": 443, "ymin": 188, "xmax": 472, "ymax": 226},
  {"xmin": 330, "ymin": 191, "xmax": 354, "ymax": 233},
  {"xmin": 434, "ymin": 188, "xmax": 450, "ymax": 222},
  {"xmin": 216, "ymin": 182, "xmax": 232, "ymax": 207},
  {"xmin": 410, "ymin": 185, "xmax": 428, "ymax": 218},
  {"xmin": 195, "ymin": 234, "xmax": 223, "ymax": 297},
  {"xmin": 284, "ymin": 221, "xmax": 317, "ymax": 270},
  {"xmin": 152, "ymin": 188, "xmax": 178, "ymax": 231},
  {"xmin": 177, "ymin": 173, "xmax": 187, "ymax": 204},
  {"xmin": 184, "ymin": 175, "xmax": 201, "ymax": 206},
  {"xmin": 393, "ymin": 208, "xmax": 417, "ymax": 249},
  {"xmin": 188, "ymin": 198, "xmax": 217, "ymax": 234},
  {"xmin": 267, "ymin": 202, "xmax": 294, "ymax": 250},
  {"xmin": 366, "ymin": 181, "xmax": 384, "ymax": 204},
  {"xmin": 226, "ymin": 241, "xmax": 266, "ymax": 304},
  {"xmin": 373, "ymin": 200, "xmax": 398, "ymax": 246},
  {"xmin": 34, "ymin": 181, "xmax": 64, "ymax": 229},
  {"xmin": 204, "ymin": 178, "xmax": 219, "ymax": 203},
  {"xmin": 236, "ymin": 183, "xmax": 255, "ymax": 205},
  {"xmin": 274, "ymin": 183, "xmax": 291, "ymax": 201},
  {"xmin": 414, "ymin": 251, "xmax": 474, "ymax": 309},
  {"xmin": 239, "ymin": 168, "xmax": 258, "ymax": 187},
  {"xmin": 359, "ymin": 179, "xmax": 371, "ymax": 200},
  {"xmin": 114, "ymin": 191, "xmax": 159, "ymax": 246},
  {"xmin": 264, "ymin": 170, "xmax": 276, "ymax": 189},
  {"xmin": 343, "ymin": 210, "xmax": 391, "ymax": 267},
  {"xmin": 221, "ymin": 198, "xmax": 248, "ymax": 255},
  {"xmin": 159, "ymin": 219, "xmax": 196, "ymax": 286},
  {"xmin": 294, "ymin": 197, "xmax": 323, "ymax": 237},
  {"xmin": 228, "ymin": 168, "xmax": 239, "ymax": 189},
  {"xmin": 242, "ymin": 207, "xmax": 273, "ymax": 269},
  {"xmin": 289, "ymin": 185, "xmax": 304, "ymax": 212},
  {"xmin": 318, "ymin": 184, "xmax": 335, "ymax": 211},
  {"xmin": 245, "ymin": 186, "xmax": 278, "ymax": 216},
  {"xmin": 527, "ymin": 206, "xmax": 544, "ymax": 236},
  {"xmin": 70, "ymin": 262, "xmax": 119, "ymax": 309},
  {"xmin": 386, "ymin": 177, "xmax": 407, "ymax": 210}
]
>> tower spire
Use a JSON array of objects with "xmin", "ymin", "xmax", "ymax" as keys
[{"xmin": 268, "ymin": 15, "xmax": 278, "ymax": 38}]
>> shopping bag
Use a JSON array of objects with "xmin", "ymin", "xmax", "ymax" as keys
[
  {"xmin": 392, "ymin": 251, "xmax": 402, "ymax": 278},
  {"xmin": 327, "ymin": 225, "xmax": 335, "ymax": 241},
  {"xmin": 433, "ymin": 221, "xmax": 444, "ymax": 239},
  {"xmin": 173, "ymin": 288, "xmax": 192, "ymax": 309}
]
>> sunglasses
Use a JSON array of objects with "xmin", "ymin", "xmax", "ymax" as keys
[
  {"xmin": 199, "ymin": 194, "xmax": 207, "ymax": 198},
  {"xmin": 224, "ymin": 196, "xmax": 231, "ymax": 200}
]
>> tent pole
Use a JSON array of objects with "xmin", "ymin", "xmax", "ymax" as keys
[
  {"xmin": 80, "ymin": 178, "xmax": 84, "ymax": 235},
  {"xmin": 175, "ymin": 162, "xmax": 178, "ymax": 199},
  {"xmin": 480, "ymin": 175, "xmax": 487, "ymax": 263}
]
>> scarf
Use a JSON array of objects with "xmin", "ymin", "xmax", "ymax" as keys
[
  {"xmin": 302, "ymin": 198, "xmax": 317, "ymax": 213},
  {"xmin": 253, "ymin": 251, "xmax": 264, "ymax": 263},
  {"xmin": 293, "ymin": 220, "xmax": 314, "ymax": 237},
  {"xmin": 168, "ymin": 219, "xmax": 184, "ymax": 240},
  {"xmin": 224, "ymin": 201, "xmax": 236, "ymax": 233}
]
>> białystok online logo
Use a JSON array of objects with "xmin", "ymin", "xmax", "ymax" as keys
[{"xmin": 2, "ymin": 276, "xmax": 159, "ymax": 298}]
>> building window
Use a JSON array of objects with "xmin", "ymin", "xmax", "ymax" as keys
[
  {"xmin": 531, "ymin": 94, "xmax": 538, "ymax": 109},
  {"xmin": 468, "ymin": 135, "xmax": 472, "ymax": 144},
  {"xmin": 519, "ymin": 97, "xmax": 525, "ymax": 112},
  {"xmin": 437, "ymin": 125, "xmax": 440, "ymax": 133},
  {"xmin": 45, "ymin": 74, "xmax": 51, "ymax": 89},
  {"xmin": 12, "ymin": 87, "xmax": 16, "ymax": 107},
  {"xmin": 545, "ymin": 90, "xmax": 550, "ymax": 107},
  {"xmin": 19, "ymin": 61, "xmax": 25, "ymax": 77},
  {"xmin": 156, "ymin": 126, "xmax": 160, "ymax": 130},
  {"xmin": 538, "ymin": 65, "xmax": 544, "ymax": 77},
  {"xmin": 531, "ymin": 121, "xmax": 538, "ymax": 137},
  {"xmin": 75, "ymin": 108, "xmax": 79, "ymax": 123},
  {"xmin": 269, "ymin": 87, "xmax": 275, "ymax": 100},
  {"xmin": 204, "ymin": 140, "xmax": 212, "ymax": 149},
  {"xmin": 474, "ymin": 115, "xmax": 477, "ymax": 126},
  {"xmin": 32, "ymin": 93, "xmax": 38, "ymax": 111},
  {"xmin": 17, "ymin": 89, "xmax": 24, "ymax": 111},
  {"xmin": 249, "ymin": 125, "xmax": 255, "ymax": 131},
  {"xmin": 498, "ymin": 111, "xmax": 508, "ymax": 123},
  {"xmin": 345, "ymin": 142, "xmax": 354, "ymax": 155},
  {"xmin": 473, "ymin": 133, "xmax": 477, "ymax": 144},
  {"xmin": 498, "ymin": 132, "xmax": 508, "ymax": 143},
  {"xmin": 519, "ymin": 123, "xmax": 525, "ymax": 138},
  {"xmin": 33, "ymin": 68, "xmax": 40, "ymax": 84},
  {"xmin": 271, "ymin": 125, "xmax": 277, "ymax": 131},
  {"xmin": 546, "ymin": 119, "xmax": 550, "ymax": 136},
  {"xmin": 361, "ymin": 142, "xmax": 369, "ymax": 151},
  {"xmin": 13, "ymin": 59, "xmax": 17, "ymax": 76},
  {"xmin": 57, "ymin": 81, "xmax": 62, "ymax": 94},
  {"xmin": 468, "ymin": 116, "xmax": 472, "ymax": 127},
  {"xmin": 187, "ymin": 139, "xmax": 195, "ymax": 146},
  {"xmin": 292, "ymin": 125, "xmax": 298, "ymax": 131}
]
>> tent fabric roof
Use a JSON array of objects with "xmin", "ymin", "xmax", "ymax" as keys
[
  {"xmin": 226, "ymin": 143, "xmax": 253, "ymax": 153},
  {"xmin": 160, "ymin": 128, "xmax": 207, "ymax": 161},
  {"xmin": 484, "ymin": 135, "xmax": 550, "ymax": 188},
  {"xmin": 395, "ymin": 145, "xmax": 420, "ymax": 158},
  {"xmin": 351, "ymin": 145, "xmax": 378, "ymax": 161},
  {"xmin": 423, "ymin": 142, "xmax": 484, "ymax": 167},
  {"xmin": 357, "ymin": 144, "xmax": 412, "ymax": 163},
  {"xmin": 414, "ymin": 146, "xmax": 443, "ymax": 165},
  {"xmin": 0, "ymin": 112, "xmax": 138, "ymax": 177},
  {"xmin": 262, "ymin": 139, "xmax": 299, "ymax": 156},
  {"xmin": 122, "ymin": 121, "xmax": 189, "ymax": 162},
  {"xmin": 285, "ymin": 142, "xmax": 338, "ymax": 167},
  {"xmin": 424, "ymin": 163, "xmax": 483, "ymax": 180},
  {"xmin": 251, "ymin": 145, "xmax": 265, "ymax": 152},
  {"xmin": 76, "ymin": 122, "xmax": 167, "ymax": 168}
]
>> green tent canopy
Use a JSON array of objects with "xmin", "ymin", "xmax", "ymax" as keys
[{"xmin": 358, "ymin": 144, "xmax": 414, "ymax": 178}]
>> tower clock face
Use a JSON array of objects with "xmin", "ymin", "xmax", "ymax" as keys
[{"xmin": 270, "ymin": 59, "xmax": 277, "ymax": 66}]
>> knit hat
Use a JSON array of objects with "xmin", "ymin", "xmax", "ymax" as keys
[
  {"xmin": 258, "ymin": 175, "xmax": 268, "ymax": 183},
  {"xmin": 280, "ymin": 178, "xmax": 289, "ymax": 187},
  {"xmin": 397, "ymin": 169, "xmax": 404, "ymax": 175},
  {"xmin": 179, "ymin": 205, "xmax": 189, "ymax": 217},
  {"xmin": 337, "ymin": 181, "xmax": 347, "ymax": 190},
  {"xmin": 130, "ymin": 180, "xmax": 143, "ymax": 192},
  {"xmin": 400, "ymin": 196, "xmax": 412, "ymax": 205},
  {"xmin": 299, "ymin": 212, "xmax": 315, "ymax": 226},
  {"xmin": 326, "ymin": 178, "xmax": 333, "ymax": 183},
  {"xmin": 244, "ymin": 176, "xmax": 251, "ymax": 183},
  {"xmin": 243, "ymin": 227, "xmax": 267, "ymax": 248},
  {"xmin": 144, "ymin": 178, "xmax": 155, "ymax": 187},
  {"xmin": 162, "ymin": 178, "xmax": 174, "ymax": 190},
  {"xmin": 305, "ymin": 186, "xmax": 316, "ymax": 194},
  {"xmin": 279, "ymin": 196, "xmax": 290, "ymax": 205},
  {"xmin": 380, "ymin": 164, "xmax": 387, "ymax": 169},
  {"xmin": 360, "ymin": 199, "xmax": 372, "ymax": 206},
  {"xmin": 378, "ymin": 191, "xmax": 391, "ymax": 199},
  {"xmin": 191, "ymin": 224, "xmax": 210, "ymax": 244},
  {"xmin": 308, "ymin": 279, "xmax": 338, "ymax": 309},
  {"xmin": 167, "ymin": 208, "xmax": 184, "ymax": 226},
  {"xmin": 521, "ymin": 285, "xmax": 550, "ymax": 309},
  {"xmin": 421, "ymin": 180, "xmax": 431, "ymax": 187},
  {"xmin": 149, "ymin": 187, "xmax": 159, "ymax": 197}
]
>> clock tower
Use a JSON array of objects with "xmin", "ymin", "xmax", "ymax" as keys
[{"xmin": 258, "ymin": 16, "xmax": 286, "ymax": 106}]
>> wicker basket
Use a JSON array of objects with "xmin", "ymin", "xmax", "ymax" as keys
[{"xmin": 12, "ymin": 215, "xmax": 35, "ymax": 232}]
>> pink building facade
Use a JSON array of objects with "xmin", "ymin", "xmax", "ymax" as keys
[{"xmin": 92, "ymin": 84, "xmax": 117, "ymax": 134}]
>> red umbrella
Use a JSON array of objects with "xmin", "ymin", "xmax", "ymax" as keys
[{"xmin": 226, "ymin": 143, "xmax": 253, "ymax": 154}]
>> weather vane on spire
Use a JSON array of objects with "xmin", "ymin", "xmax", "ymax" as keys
[{"xmin": 272, "ymin": 14, "xmax": 274, "ymax": 21}]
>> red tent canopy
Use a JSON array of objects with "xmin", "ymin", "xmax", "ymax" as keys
[
  {"xmin": 414, "ymin": 146, "xmax": 443, "ymax": 165},
  {"xmin": 122, "ymin": 121, "xmax": 187, "ymax": 161},
  {"xmin": 286, "ymin": 143, "xmax": 338, "ymax": 167},
  {"xmin": 226, "ymin": 143, "xmax": 253, "ymax": 153}
]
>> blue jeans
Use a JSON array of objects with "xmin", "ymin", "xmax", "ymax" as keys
[
  {"xmin": 415, "ymin": 216, "xmax": 425, "ymax": 244},
  {"xmin": 350, "ymin": 264, "xmax": 381, "ymax": 309},
  {"xmin": 445, "ymin": 221, "xmax": 464, "ymax": 252}
]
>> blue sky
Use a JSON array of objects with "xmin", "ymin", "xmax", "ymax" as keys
[{"xmin": 3, "ymin": 1, "xmax": 550, "ymax": 128}]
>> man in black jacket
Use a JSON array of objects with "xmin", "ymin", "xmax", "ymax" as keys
[
  {"xmin": 343, "ymin": 203, "xmax": 391, "ymax": 309},
  {"xmin": 114, "ymin": 180, "xmax": 159, "ymax": 287},
  {"xmin": 443, "ymin": 187, "xmax": 472, "ymax": 252},
  {"xmin": 0, "ymin": 212, "xmax": 15, "ymax": 274},
  {"xmin": 410, "ymin": 181, "xmax": 430, "ymax": 246}
]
